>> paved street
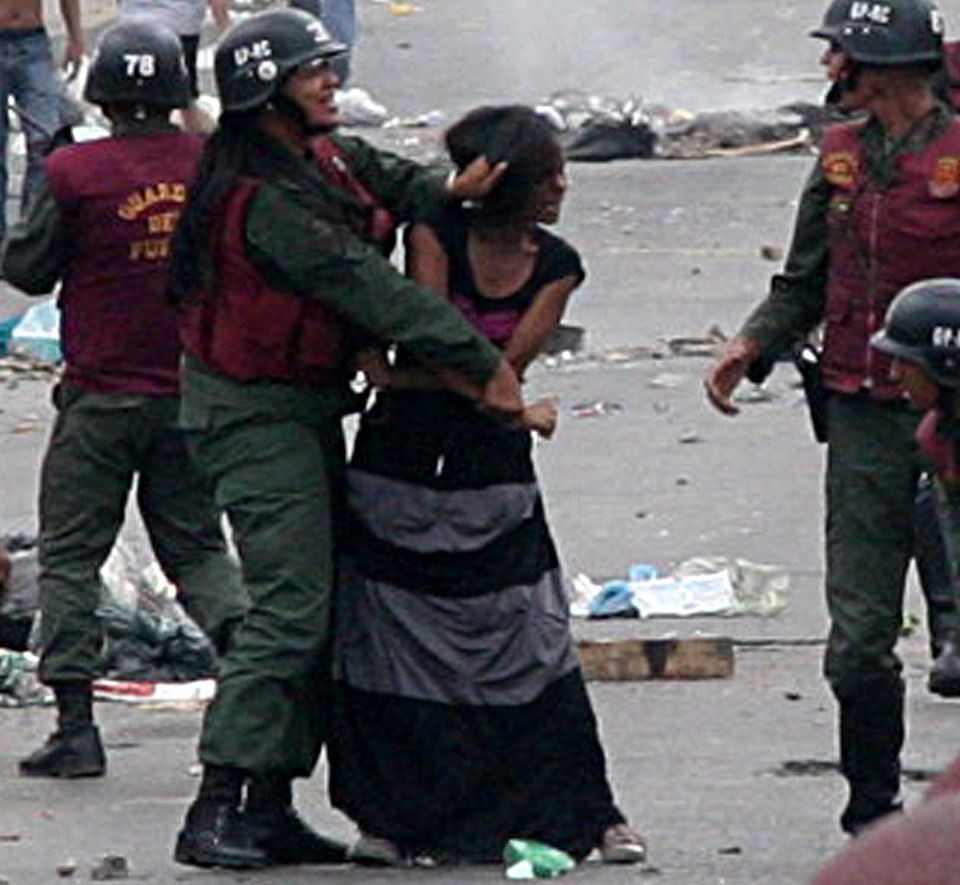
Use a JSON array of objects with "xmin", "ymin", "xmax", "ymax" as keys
[{"xmin": 3, "ymin": 1, "xmax": 960, "ymax": 882}]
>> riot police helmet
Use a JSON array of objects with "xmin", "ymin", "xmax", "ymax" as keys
[
  {"xmin": 811, "ymin": 0, "xmax": 855, "ymax": 41},
  {"xmin": 84, "ymin": 19, "xmax": 191, "ymax": 110},
  {"xmin": 215, "ymin": 8, "xmax": 346, "ymax": 114},
  {"xmin": 822, "ymin": 0, "xmax": 944, "ymax": 66},
  {"xmin": 872, "ymin": 278, "xmax": 960, "ymax": 387}
]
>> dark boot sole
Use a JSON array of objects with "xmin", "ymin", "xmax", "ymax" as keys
[
  {"xmin": 265, "ymin": 847, "xmax": 349, "ymax": 865},
  {"xmin": 19, "ymin": 764, "xmax": 105, "ymax": 779},
  {"xmin": 256, "ymin": 832, "xmax": 349, "ymax": 865}
]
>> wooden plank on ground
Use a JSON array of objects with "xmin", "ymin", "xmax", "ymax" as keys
[{"xmin": 578, "ymin": 636, "xmax": 734, "ymax": 681}]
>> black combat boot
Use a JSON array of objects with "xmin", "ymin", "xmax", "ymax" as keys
[
  {"xmin": 19, "ymin": 681, "xmax": 105, "ymax": 778},
  {"xmin": 836, "ymin": 675, "xmax": 905, "ymax": 836},
  {"xmin": 175, "ymin": 765, "xmax": 269, "ymax": 869},
  {"xmin": 245, "ymin": 774, "xmax": 348, "ymax": 864}
]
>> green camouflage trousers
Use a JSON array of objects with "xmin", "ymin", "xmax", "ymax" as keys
[
  {"xmin": 824, "ymin": 393, "xmax": 925, "ymax": 693},
  {"xmin": 180, "ymin": 362, "xmax": 348, "ymax": 778},
  {"xmin": 38, "ymin": 389, "xmax": 247, "ymax": 684}
]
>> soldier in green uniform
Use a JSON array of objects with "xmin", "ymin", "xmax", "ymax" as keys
[
  {"xmin": 170, "ymin": 8, "xmax": 538, "ymax": 870},
  {"xmin": 819, "ymin": 0, "xmax": 960, "ymax": 701},
  {"xmin": 705, "ymin": 0, "xmax": 959, "ymax": 834},
  {"xmin": 1, "ymin": 21, "xmax": 247, "ymax": 781}
]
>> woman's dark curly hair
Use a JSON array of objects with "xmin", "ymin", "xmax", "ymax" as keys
[{"xmin": 445, "ymin": 104, "xmax": 563, "ymax": 224}]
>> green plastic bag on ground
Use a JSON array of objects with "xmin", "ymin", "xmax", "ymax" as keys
[{"xmin": 503, "ymin": 839, "xmax": 576, "ymax": 880}]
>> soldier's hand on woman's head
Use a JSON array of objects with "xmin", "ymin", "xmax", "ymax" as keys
[{"xmin": 447, "ymin": 156, "xmax": 509, "ymax": 202}]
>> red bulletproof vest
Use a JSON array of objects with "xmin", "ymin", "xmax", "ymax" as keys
[
  {"xmin": 311, "ymin": 136, "xmax": 397, "ymax": 249},
  {"xmin": 44, "ymin": 132, "xmax": 202, "ymax": 394},
  {"xmin": 179, "ymin": 180, "xmax": 348, "ymax": 385},
  {"xmin": 820, "ymin": 119, "xmax": 960, "ymax": 397}
]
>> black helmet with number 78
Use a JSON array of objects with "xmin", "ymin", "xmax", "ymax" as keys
[
  {"xmin": 84, "ymin": 19, "xmax": 191, "ymax": 109},
  {"xmin": 818, "ymin": 0, "xmax": 945, "ymax": 66},
  {"xmin": 872, "ymin": 278, "xmax": 960, "ymax": 387},
  {"xmin": 215, "ymin": 8, "xmax": 346, "ymax": 113}
]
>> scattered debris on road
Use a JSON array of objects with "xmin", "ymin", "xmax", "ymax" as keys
[
  {"xmin": 570, "ymin": 557, "xmax": 789, "ymax": 619},
  {"xmin": 55, "ymin": 859, "xmax": 77, "ymax": 878},
  {"xmin": 570, "ymin": 400, "xmax": 623, "ymax": 418},
  {"xmin": 90, "ymin": 854, "xmax": 130, "ymax": 881}
]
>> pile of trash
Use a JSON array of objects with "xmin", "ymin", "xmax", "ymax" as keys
[
  {"xmin": 539, "ymin": 325, "xmax": 730, "ymax": 374},
  {"xmin": 536, "ymin": 92, "xmax": 658, "ymax": 162},
  {"xmin": 330, "ymin": 84, "xmax": 848, "ymax": 163},
  {"xmin": 535, "ymin": 90, "xmax": 847, "ymax": 162},
  {"xmin": 570, "ymin": 556, "xmax": 789, "ymax": 620},
  {"xmin": 0, "ymin": 534, "xmax": 219, "ymax": 706}
]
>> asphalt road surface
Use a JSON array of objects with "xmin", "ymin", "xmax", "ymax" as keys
[{"xmin": 3, "ymin": 2, "xmax": 960, "ymax": 883}]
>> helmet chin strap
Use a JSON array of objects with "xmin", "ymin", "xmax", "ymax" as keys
[{"xmin": 270, "ymin": 89, "xmax": 336, "ymax": 138}]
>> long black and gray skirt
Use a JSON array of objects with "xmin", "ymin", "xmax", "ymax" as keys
[{"xmin": 329, "ymin": 391, "xmax": 625, "ymax": 862}]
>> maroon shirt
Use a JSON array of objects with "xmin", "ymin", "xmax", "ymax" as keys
[{"xmin": 45, "ymin": 131, "xmax": 203, "ymax": 395}]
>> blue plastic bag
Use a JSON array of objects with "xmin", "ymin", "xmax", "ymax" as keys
[
  {"xmin": 9, "ymin": 299, "xmax": 61, "ymax": 363},
  {"xmin": 588, "ymin": 580, "xmax": 639, "ymax": 619},
  {"xmin": 0, "ymin": 314, "xmax": 22, "ymax": 356}
]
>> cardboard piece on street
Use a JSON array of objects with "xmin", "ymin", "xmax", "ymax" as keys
[{"xmin": 578, "ymin": 636, "xmax": 734, "ymax": 681}]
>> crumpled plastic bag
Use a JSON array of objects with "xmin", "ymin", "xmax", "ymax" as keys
[
  {"xmin": 673, "ymin": 556, "xmax": 789, "ymax": 617},
  {"xmin": 0, "ymin": 537, "xmax": 39, "ymax": 652},
  {"xmin": 1, "ymin": 533, "xmax": 219, "ymax": 681},
  {"xmin": 96, "ymin": 537, "xmax": 217, "ymax": 681},
  {"xmin": 98, "ymin": 601, "xmax": 217, "ymax": 682},
  {"xmin": 0, "ymin": 650, "xmax": 51, "ymax": 706},
  {"xmin": 587, "ymin": 580, "xmax": 639, "ymax": 619},
  {"xmin": 336, "ymin": 87, "xmax": 389, "ymax": 127},
  {"xmin": 9, "ymin": 299, "xmax": 62, "ymax": 363},
  {"xmin": 504, "ymin": 839, "xmax": 576, "ymax": 879}
]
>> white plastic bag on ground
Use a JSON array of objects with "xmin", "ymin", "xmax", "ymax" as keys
[
  {"xmin": 337, "ymin": 87, "xmax": 389, "ymax": 126},
  {"xmin": 673, "ymin": 556, "xmax": 789, "ymax": 616}
]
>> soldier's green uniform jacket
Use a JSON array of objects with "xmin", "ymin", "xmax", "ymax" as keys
[
  {"xmin": 184, "ymin": 129, "xmax": 502, "ymax": 778},
  {"xmin": 733, "ymin": 105, "xmax": 960, "ymax": 758},
  {"xmin": 729, "ymin": 105, "xmax": 960, "ymax": 835}
]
